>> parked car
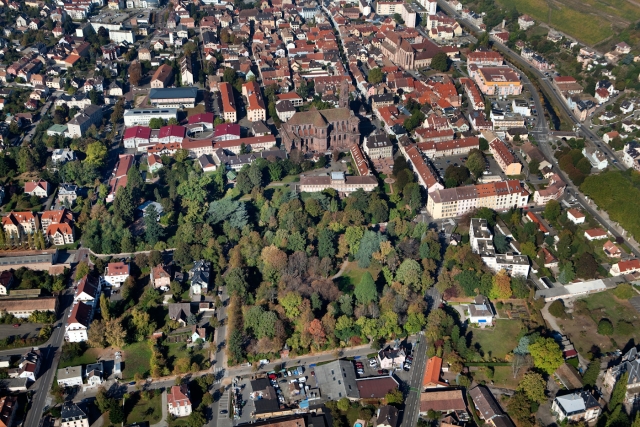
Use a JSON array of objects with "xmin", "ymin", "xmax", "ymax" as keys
[{"xmin": 369, "ymin": 358, "xmax": 377, "ymax": 367}]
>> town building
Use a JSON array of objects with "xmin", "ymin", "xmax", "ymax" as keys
[
  {"xmin": 489, "ymin": 138, "xmax": 521, "ymax": 175},
  {"xmin": 363, "ymin": 133, "xmax": 393, "ymax": 159},
  {"xmin": 0, "ymin": 297, "xmax": 57, "ymax": 319},
  {"xmin": 467, "ymin": 295, "xmax": 495, "ymax": 325},
  {"xmin": 533, "ymin": 174, "xmax": 565, "ymax": 205},
  {"xmin": 552, "ymin": 391, "xmax": 601, "ymax": 423},
  {"xmin": 468, "ymin": 64, "xmax": 522, "ymax": 96},
  {"xmin": 623, "ymin": 142, "xmax": 640, "ymax": 171},
  {"xmin": 603, "ymin": 347, "xmax": 640, "ymax": 405},
  {"xmin": 377, "ymin": 346, "xmax": 406, "ymax": 370},
  {"xmin": 150, "ymin": 64, "xmax": 174, "ymax": 89},
  {"xmin": 66, "ymin": 105, "xmax": 103, "ymax": 138},
  {"xmin": 148, "ymin": 88, "xmax": 197, "ymax": 108},
  {"xmin": 167, "ymin": 384, "xmax": 192, "ymax": 417},
  {"xmin": 426, "ymin": 180, "xmax": 529, "ymax": 219},
  {"xmin": 582, "ymin": 147, "xmax": 608, "ymax": 170},
  {"xmin": 469, "ymin": 386, "xmax": 503, "ymax": 421},
  {"xmin": 242, "ymin": 81, "xmax": 267, "ymax": 122},
  {"xmin": 65, "ymin": 301, "xmax": 92, "ymax": 342},
  {"xmin": 57, "ymin": 366, "xmax": 83, "ymax": 387},
  {"xmin": 8, "ymin": 349, "xmax": 41, "ymax": 382},
  {"xmin": 419, "ymin": 389, "xmax": 467, "ymax": 417},
  {"xmin": 106, "ymin": 154, "xmax": 134, "ymax": 203},
  {"xmin": 299, "ymin": 172, "xmax": 377, "ymax": 194},
  {"xmin": 180, "ymin": 56, "xmax": 194, "ymax": 86},
  {"xmin": 151, "ymin": 264, "xmax": 171, "ymax": 289},
  {"xmin": 189, "ymin": 260, "xmax": 210, "ymax": 295},
  {"xmin": 61, "ymin": 402, "xmax": 89, "ymax": 427},
  {"xmin": 567, "ymin": 208, "xmax": 586, "ymax": 224},
  {"xmin": 24, "ymin": 180, "xmax": 49, "ymax": 197},
  {"xmin": 102, "ymin": 262, "xmax": 130, "ymax": 287},
  {"xmin": 603, "ymin": 240, "xmax": 622, "ymax": 258},
  {"xmin": 123, "ymin": 108, "xmax": 178, "ymax": 127},
  {"xmin": 610, "ymin": 259, "xmax": 640, "ymax": 276},
  {"xmin": 584, "ymin": 228, "xmax": 608, "ymax": 241},
  {"xmin": 376, "ymin": 2, "xmax": 416, "ymax": 27},
  {"xmin": 470, "ymin": 218, "xmax": 530, "ymax": 277},
  {"xmin": 422, "ymin": 356, "xmax": 448, "ymax": 389},
  {"xmin": 219, "ymin": 82, "xmax": 237, "ymax": 123}
]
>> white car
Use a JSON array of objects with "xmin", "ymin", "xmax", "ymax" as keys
[{"xmin": 369, "ymin": 359, "xmax": 377, "ymax": 367}]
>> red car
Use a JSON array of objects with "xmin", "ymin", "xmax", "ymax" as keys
[{"xmin": 13, "ymin": 324, "xmax": 20, "ymax": 328}]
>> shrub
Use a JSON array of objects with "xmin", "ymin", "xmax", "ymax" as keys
[
  {"xmin": 613, "ymin": 283, "xmax": 635, "ymax": 300},
  {"xmin": 548, "ymin": 300, "xmax": 566, "ymax": 318},
  {"xmin": 597, "ymin": 319, "xmax": 614, "ymax": 336},
  {"xmin": 616, "ymin": 321, "xmax": 634, "ymax": 336}
]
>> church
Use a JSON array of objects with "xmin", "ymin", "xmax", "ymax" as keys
[{"xmin": 280, "ymin": 80, "xmax": 360, "ymax": 153}]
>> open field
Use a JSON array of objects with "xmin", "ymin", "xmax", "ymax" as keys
[
  {"xmin": 125, "ymin": 391, "xmax": 163, "ymax": 425},
  {"xmin": 123, "ymin": 341, "xmax": 152, "ymax": 379},
  {"xmin": 334, "ymin": 263, "xmax": 381, "ymax": 294},
  {"xmin": 496, "ymin": 0, "xmax": 627, "ymax": 45},
  {"xmin": 469, "ymin": 319, "xmax": 524, "ymax": 360},
  {"xmin": 59, "ymin": 348, "xmax": 100, "ymax": 369},
  {"xmin": 472, "ymin": 365, "xmax": 525, "ymax": 390},
  {"xmin": 557, "ymin": 289, "xmax": 640, "ymax": 355}
]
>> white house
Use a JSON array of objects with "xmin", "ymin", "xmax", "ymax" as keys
[
  {"xmin": 377, "ymin": 347, "xmax": 406, "ymax": 370},
  {"xmin": 24, "ymin": 180, "xmax": 50, "ymax": 197},
  {"xmin": 65, "ymin": 301, "xmax": 92, "ymax": 343},
  {"xmin": 584, "ymin": 228, "xmax": 608, "ymax": 241},
  {"xmin": 610, "ymin": 259, "xmax": 640, "ymax": 276},
  {"xmin": 567, "ymin": 208, "xmax": 585, "ymax": 224},
  {"xmin": 74, "ymin": 274, "xmax": 101, "ymax": 309},
  {"xmin": 102, "ymin": 262, "xmax": 129, "ymax": 288},
  {"xmin": 167, "ymin": 385, "xmax": 192, "ymax": 417},
  {"xmin": 57, "ymin": 366, "xmax": 83, "ymax": 387},
  {"xmin": 582, "ymin": 147, "xmax": 608, "ymax": 170},
  {"xmin": 467, "ymin": 295, "xmax": 494, "ymax": 326},
  {"xmin": 552, "ymin": 391, "xmax": 601, "ymax": 423},
  {"xmin": 85, "ymin": 362, "xmax": 103, "ymax": 387},
  {"xmin": 9, "ymin": 350, "xmax": 41, "ymax": 382},
  {"xmin": 189, "ymin": 260, "xmax": 210, "ymax": 295}
]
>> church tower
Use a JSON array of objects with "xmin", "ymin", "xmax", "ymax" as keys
[{"xmin": 339, "ymin": 79, "xmax": 349, "ymax": 109}]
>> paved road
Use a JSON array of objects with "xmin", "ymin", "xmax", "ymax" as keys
[
  {"xmin": 24, "ymin": 292, "xmax": 74, "ymax": 427},
  {"xmin": 400, "ymin": 333, "xmax": 428, "ymax": 427}
]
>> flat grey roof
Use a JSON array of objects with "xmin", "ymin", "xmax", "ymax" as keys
[{"xmin": 149, "ymin": 88, "xmax": 198, "ymax": 100}]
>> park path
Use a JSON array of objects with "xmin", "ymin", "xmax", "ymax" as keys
[
  {"xmin": 149, "ymin": 390, "xmax": 168, "ymax": 427},
  {"xmin": 540, "ymin": 301, "xmax": 589, "ymax": 369},
  {"xmin": 331, "ymin": 260, "xmax": 350, "ymax": 280}
]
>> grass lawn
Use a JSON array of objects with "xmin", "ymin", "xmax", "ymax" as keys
[
  {"xmin": 557, "ymin": 289, "xmax": 640, "ymax": 355},
  {"xmin": 123, "ymin": 341, "xmax": 152, "ymax": 379},
  {"xmin": 59, "ymin": 348, "xmax": 100, "ymax": 369},
  {"xmin": 166, "ymin": 342, "xmax": 209, "ymax": 371},
  {"xmin": 125, "ymin": 391, "xmax": 162, "ymax": 424},
  {"xmin": 472, "ymin": 366, "xmax": 524, "ymax": 390},
  {"xmin": 185, "ymin": 104, "xmax": 206, "ymax": 117},
  {"xmin": 495, "ymin": 0, "xmax": 614, "ymax": 44},
  {"xmin": 469, "ymin": 319, "xmax": 524, "ymax": 360},
  {"xmin": 335, "ymin": 263, "xmax": 381, "ymax": 294},
  {"xmin": 169, "ymin": 418, "xmax": 192, "ymax": 427}
]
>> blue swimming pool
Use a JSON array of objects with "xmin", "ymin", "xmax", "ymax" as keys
[{"xmin": 355, "ymin": 423, "xmax": 362, "ymax": 427}]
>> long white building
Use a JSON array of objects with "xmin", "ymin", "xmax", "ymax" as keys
[
  {"xmin": 470, "ymin": 218, "xmax": 530, "ymax": 277},
  {"xmin": 426, "ymin": 180, "xmax": 529, "ymax": 219},
  {"xmin": 123, "ymin": 108, "xmax": 178, "ymax": 127}
]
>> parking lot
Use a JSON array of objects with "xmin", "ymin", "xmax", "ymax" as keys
[{"xmin": 430, "ymin": 152, "xmax": 505, "ymax": 182}]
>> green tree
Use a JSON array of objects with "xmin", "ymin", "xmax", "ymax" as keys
[
  {"xmin": 354, "ymin": 271, "xmax": 377, "ymax": 305},
  {"xmin": 355, "ymin": 230, "xmax": 386, "ymax": 268},
  {"xmin": 385, "ymin": 389, "xmax": 403, "ymax": 405},
  {"xmin": 597, "ymin": 318, "xmax": 614, "ymax": 335},
  {"xmin": 609, "ymin": 372, "xmax": 629, "ymax": 410},
  {"xmin": 517, "ymin": 371, "xmax": 547, "ymax": 403},
  {"xmin": 148, "ymin": 118, "xmax": 164, "ymax": 129},
  {"xmin": 431, "ymin": 52, "xmax": 449, "ymax": 72},
  {"xmin": 528, "ymin": 338, "xmax": 563, "ymax": 374},
  {"xmin": 86, "ymin": 142, "xmax": 107, "ymax": 167},
  {"xmin": 479, "ymin": 138, "xmax": 489, "ymax": 151},
  {"xmin": 75, "ymin": 261, "xmax": 90, "ymax": 280},
  {"xmin": 368, "ymin": 67, "xmax": 383, "ymax": 84},
  {"xmin": 187, "ymin": 410, "xmax": 207, "ymax": 427},
  {"xmin": 337, "ymin": 397, "xmax": 350, "ymax": 411},
  {"xmin": 396, "ymin": 259, "xmax": 422, "ymax": 288},
  {"xmin": 100, "ymin": 294, "xmax": 111, "ymax": 321},
  {"xmin": 144, "ymin": 204, "xmax": 164, "ymax": 246},
  {"xmin": 544, "ymin": 199, "xmax": 561, "ymax": 222},
  {"xmin": 227, "ymin": 329, "xmax": 245, "ymax": 364},
  {"xmin": 548, "ymin": 300, "xmax": 566, "ymax": 318},
  {"xmin": 318, "ymin": 228, "xmax": 336, "ymax": 259},
  {"xmin": 582, "ymin": 358, "xmax": 601, "ymax": 388},
  {"xmin": 529, "ymin": 159, "xmax": 540, "ymax": 175},
  {"xmin": 466, "ymin": 151, "xmax": 485, "ymax": 178},
  {"xmin": 109, "ymin": 404, "xmax": 124, "ymax": 424}
]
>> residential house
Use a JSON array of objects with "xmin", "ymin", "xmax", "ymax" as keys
[
  {"xmin": 102, "ymin": 262, "xmax": 129, "ymax": 288},
  {"xmin": 0, "ymin": 271, "xmax": 13, "ymax": 295},
  {"xmin": 52, "ymin": 148, "xmax": 75, "ymax": 166},
  {"xmin": 57, "ymin": 366, "xmax": 83, "ymax": 387},
  {"xmin": 0, "ymin": 297, "xmax": 58, "ymax": 319},
  {"xmin": 66, "ymin": 105, "xmax": 103, "ymax": 138},
  {"xmin": 623, "ymin": 142, "xmax": 640, "ymax": 171},
  {"xmin": 168, "ymin": 303, "xmax": 192, "ymax": 326},
  {"xmin": 376, "ymin": 405, "xmax": 399, "ymax": 427},
  {"xmin": 85, "ymin": 362, "xmax": 103, "ymax": 387},
  {"xmin": 0, "ymin": 395, "xmax": 17, "ymax": 427},
  {"xmin": 423, "ymin": 356, "xmax": 448, "ymax": 389},
  {"xmin": 151, "ymin": 264, "xmax": 171, "ymax": 290},
  {"xmin": 584, "ymin": 228, "xmax": 608, "ymax": 241},
  {"xmin": 190, "ymin": 325, "xmax": 206, "ymax": 342},
  {"xmin": 610, "ymin": 259, "xmax": 640, "ymax": 276},
  {"xmin": 469, "ymin": 385, "xmax": 503, "ymax": 421},
  {"xmin": 148, "ymin": 154, "xmax": 163, "ymax": 173},
  {"xmin": 603, "ymin": 240, "xmax": 622, "ymax": 258},
  {"xmin": 603, "ymin": 347, "xmax": 640, "ymax": 405},
  {"xmin": 189, "ymin": 260, "xmax": 210, "ymax": 295},
  {"xmin": 58, "ymin": 184, "xmax": 79, "ymax": 206},
  {"xmin": 377, "ymin": 346, "xmax": 406, "ymax": 370},
  {"xmin": 61, "ymin": 402, "xmax": 89, "ymax": 427},
  {"xmin": 167, "ymin": 384, "xmax": 192, "ymax": 417},
  {"xmin": 490, "ymin": 138, "xmax": 521, "ymax": 175},
  {"xmin": 8, "ymin": 349, "xmax": 41, "ymax": 382},
  {"xmin": 533, "ymin": 174, "xmax": 565, "ymax": 205},
  {"xmin": 1, "ymin": 211, "xmax": 38, "ymax": 239},
  {"xmin": 65, "ymin": 301, "xmax": 92, "ymax": 342},
  {"xmin": 567, "ymin": 208, "xmax": 585, "ymax": 224},
  {"xmin": 419, "ymin": 389, "xmax": 467, "ymax": 417},
  {"xmin": 468, "ymin": 295, "xmax": 494, "ymax": 326},
  {"xmin": 74, "ymin": 274, "xmax": 101, "ymax": 308},
  {"xmin": 364, "ymin": 133, "xmax": 393, "ymax": 159},
  {"xmin": 151, "ymin": 64, "xmax": 174, "ymax": 89},
  {"xmin": 552, "ymin": 391, "xmax": 601, "ymax": 423},
  {"xmin": 24, "ymin": 180, "xmax": 50, "ymax": 197}
]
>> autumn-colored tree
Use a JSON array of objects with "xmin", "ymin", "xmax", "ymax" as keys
[
  {"xmin": 308, "ymin": 319, "xmax": 326, "ymax": 347},
  {"xmin": 489, "ymin": 269, "xmax": 512, "ymax": 299},
  {"xmin": 261, "ymin": 245, "xmax": 288, "ymax": 283},
  {"xmin": 129, "ymin": 60, "xmax": 142, "ymax": 86}
]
